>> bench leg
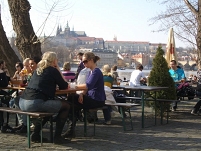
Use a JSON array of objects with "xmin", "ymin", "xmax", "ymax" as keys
[
  {"xmin": 160, "ymin": 103, "xmax": 163, "ymax": 125},
  {"xmin": 120, "ymin": 107, "xmax": 126, "ymax": 131},
  {"xmin": 40, "ymin": 118, "xmax": 43, "ymax": 146},
  {"xmin": 84, "ymin": 109, "xmax": 87, "ymax": 137},
  {"xmin": 27, "ymin": 115, "xmax": 31, "ymax": 148},
  {"xmin": 127, "ymin": 108, "xmax": 133, "ymax": 130},
  {"xmin": 49, "ymin": 116, "xmax": 53, "ymax": 143},
  {"xmin": 93, "ymin": 113, "xmax": 96, "ymax": 136}
]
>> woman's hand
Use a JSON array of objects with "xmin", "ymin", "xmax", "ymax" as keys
[{"xmin": 78, "ymin": 93, "xmax": 84, "ymax": 104}]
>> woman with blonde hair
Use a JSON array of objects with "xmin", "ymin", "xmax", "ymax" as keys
[
  {"xmin": 102, "ymin": 64, "xmax": 114, "ymax": 124},
  {"xmin": 19, "ymin": 51, "xmax": 70, "ymax": 144},
  {"xmin": 62, "ymin": 52, "xmax": 106, "ymax": 139}
]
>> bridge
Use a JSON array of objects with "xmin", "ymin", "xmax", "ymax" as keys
[
  {"xmin": 178, "ymin": 60, "xmax": 196, "ymax": 66},
  {"xmin": 178, "ymin": 60, "xmax": 197, "ymax": 70}
]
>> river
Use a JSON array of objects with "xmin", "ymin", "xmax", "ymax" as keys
[{"xmin": 70, "ymin": 68, "xmax": 197, "ymax": 81}]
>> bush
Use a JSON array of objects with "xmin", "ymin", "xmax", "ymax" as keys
[{"xmin": 146, "ymin": 45, "xmax": 176, "ymax": 114}]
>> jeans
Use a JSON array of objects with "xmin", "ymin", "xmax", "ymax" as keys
[
  {"xmin": 19, "ymin": 98, "xmax": 62, "ymax": 113},
  {"xmin": 102, "ymin": 106, "xmax": 112, "ymax": 122},
  {"xmin": 194, "ymin": 100, "xmax": 201, "ymax": 111},
  {"xmin": 14, "ymin": 96, "xmax": 27, "ymax": 126}
]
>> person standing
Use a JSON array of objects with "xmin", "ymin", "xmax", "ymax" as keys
[
  {"xmin": 169, "ymin": 60, "xmax": 186, "ymax": 111},
  {"xmin": 75, "ymin": 52, "xmax": 85, "ymax": 79}
]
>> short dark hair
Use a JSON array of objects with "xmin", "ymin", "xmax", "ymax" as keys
[
  {"xmin": 136, "ymin": 64, "xmax": 143, "ymax": 70},
  {"xmin": 16, "ymin": 62, "xmax": 23, "ymax": 69},
  {"xmin": 170, "ymin": 60, "xmax": 177, "ymax": 65},
  {"xmin": 30, "ymin": 56, "xmax": 41, "ymax": 64},
  {"xmin": 111, "ymin": 65, "xmax": 117, "ymax": 71},
  {"xmin": 77, "ymin": 52, "xmax": 84, "ymax": 56}
]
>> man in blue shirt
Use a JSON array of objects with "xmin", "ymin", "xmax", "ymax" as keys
[
  {"xmin": 169, "ymin": 60, "xmax": 186, "ymax": 111},
  {"xmin": 169, "ymin": 60, "xmax": 185, "ymax": 83}
]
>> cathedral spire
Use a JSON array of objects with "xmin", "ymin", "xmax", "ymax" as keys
[
  {"xmin": 66, "ymin": 21, "xmax": 69, "ymax": 28},
  {"xmin": 56, "ymin": 25, "xmax": 60, "ymax": 36}
]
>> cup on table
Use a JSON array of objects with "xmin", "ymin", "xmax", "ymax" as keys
[
  {"xmin": 70, "ymin": 82, "xmax": 76, "ymax": 89},
  {"xmin": 117, "ymin": 79, "xmax": 121, "ymax": 86}
]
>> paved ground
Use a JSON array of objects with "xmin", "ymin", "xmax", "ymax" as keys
[{"xmin": 0, "ymin": 99, "xmax": 201, "ymax": 151}]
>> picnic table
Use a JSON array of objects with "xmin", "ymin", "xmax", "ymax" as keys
[{"xmin": 112, "ymin": 85, "xmax": 168, "ymax": 128}]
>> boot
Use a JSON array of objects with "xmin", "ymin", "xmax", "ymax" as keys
[
  {"xmin": 31, "ymin": 117, "xmax": 49, "ymax": 143},
  {"xmin": 61, "ymin": 118, "xmax": 76, "ymax": 139},
  {"xmin": 54, "ymin": 118, "xmax": 70, "ymax": 144}
]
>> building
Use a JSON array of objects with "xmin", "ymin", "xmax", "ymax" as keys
[{"xmin": 78, "ymin": 48, "xmax": 118, "ymax": 67}]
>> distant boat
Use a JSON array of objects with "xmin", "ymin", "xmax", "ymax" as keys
[{"xmin": 120, "ymin": 68, "xmax": 125, "ymax": 70}]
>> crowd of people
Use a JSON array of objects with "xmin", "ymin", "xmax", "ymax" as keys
[{"xmin": 1, "ymin": 52, "xmax": 201, "ymax": 145}]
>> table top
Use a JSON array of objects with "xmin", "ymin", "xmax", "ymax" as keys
[
  {"xmin": 0, "ymin": 86, "xmax": 26, "ymax": 90},
  {"xmin": 112, "ymin": 85, "xmax": 169, "ymax": 91},
  {"xmin": 55, "ymin": 88, "xmax": 86, "ymax": 95}
]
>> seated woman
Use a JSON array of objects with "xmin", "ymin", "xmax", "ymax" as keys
[
  {"xmin": 62, "ymin": 52, "xmax": 106, "ymax": 139},
  {"xmin": 12, "ymin": 62, "xmax": 23, "ymax": 80},
  {"xmin": 19, "ymin": 51, "xmax": 70, "ymax": 144},
  {"xmin": 62, "ymin": 62, "xmax": 76, "ymax": 82},
  {"xmin": 102, "ymin": 64, "xmax": 114, "ymax": 125}
]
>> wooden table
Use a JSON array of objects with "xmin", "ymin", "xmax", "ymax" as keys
[
  {"xmin": 113, "ymin": 85, "xmax": 168, "ymax": 128},
  {"xmin": 55, "ymin": 88, "xmax": 86, "ymax": 137}
]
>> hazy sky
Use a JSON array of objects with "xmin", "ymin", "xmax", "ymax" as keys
[{"xmin": 1, "ymin": 0, "xmax": 187, "ymax": 47}]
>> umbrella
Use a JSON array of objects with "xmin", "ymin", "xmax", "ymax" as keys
[{"xmin": 165, "ymin": 27, "xmax": 178, "ymax": 66}]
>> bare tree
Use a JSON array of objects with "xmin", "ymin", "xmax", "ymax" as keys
[
  {"xmin": 7, "ymin": 0, "xmax": 42, "ymax": 60},
  {"xmin": 0, "ymin": 12, "xmax": 20, "ymax": 76},
  {"xmin": 149, "ymin": 0, "xmax": 201, "ymax": 68}
]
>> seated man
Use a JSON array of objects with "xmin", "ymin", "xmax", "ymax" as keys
[
  {"xmin": 129, "ymin": 64, "xmax": 146, "ymax": 97},
  {"xmin": 169, "ymin": 60, "xmax": 186, "ymax": 111},
  {"xmin": 0, "ymin": 60, "xmax": 15, "ymax": 133}
]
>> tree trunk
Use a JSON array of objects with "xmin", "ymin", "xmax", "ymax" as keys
[
  {"xmin": 196, "ymin": 0, "xmax": 201, "ymax": 69},
  {"xmin": 7, "ymin": 0, "xmax": 42, "ymax": 60},
  {"xmin": 0, "ymin": 13, "xmax": 20, "ymax": 76}
]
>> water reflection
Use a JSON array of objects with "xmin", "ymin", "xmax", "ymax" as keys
[
  {"xmin": 70, "ymin": 67, "xmax": 197, "ymax": 81},
  {"xmin": 117, "ymin": 69, "xmax": 197, "ymax": 81}
]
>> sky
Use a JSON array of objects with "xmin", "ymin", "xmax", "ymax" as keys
[{"xmin": 0, "ymin": 0, "xmax": 187, "ymax": 47}]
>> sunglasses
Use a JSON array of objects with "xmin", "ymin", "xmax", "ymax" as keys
[
  {"xmin": 83, "ymin": 60, "xmax": 88, "ymax": 64},
  {"xmin": 15, "ymin": 65, "xmax": 20, "ymax": 68}
]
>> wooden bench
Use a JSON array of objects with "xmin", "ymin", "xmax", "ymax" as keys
[
  {"xmin": 0, "ymin": 107, "xmax": 54, "ymax": 148},
  {"xmin": 157, "ymin": 99, "xmax": 181, "ymax": 124},
  {"xmin": 83, "ymin": 103, "xmax": 140, "ymax": 136},
  {"xmin": 83, "ymin": 106, "xmax": 108, "ymax": 137},
  {"xmin": 105, "ymin": 103, "xmax": 140, "ymax": 131}
]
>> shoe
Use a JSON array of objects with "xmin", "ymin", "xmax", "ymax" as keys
[
  {"xmin": 171, "ymin": 107, "xmax": 176, "ymax": 112},
  {"xmin": 12, "ymin": 124, "xmax": 24, "ymax": 131},
  {"xmin": 30, "ymin": 123, "xmax": 35, "ymax": 131},
  {"xmin": 1, "ymin": 124, "xmax": 15, "ymax": 133},
  {"xmin": 191, "ymin": 109, "xmax": 198, "ymax": 115},
  {"xmin": 54, "ymin": 136, "xmax": 71, "ymax": 144},
  {"xmin": 111, "ymin": 111, "xmax": 115, "ymax": 118},
  {"xmin": 103, "ymin": 121, "xmax": 111, "ymax": 125},
  {"xmin": 31, "ymin": 132, "xmax": 49, "ymax": 143},
  {"xmin": 61, "ymin": 130, "xmax": 75, "ymax": 139},
  {"xmin": 16, "ymin": 125, "xmax": 27, "ymax": 133}
]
